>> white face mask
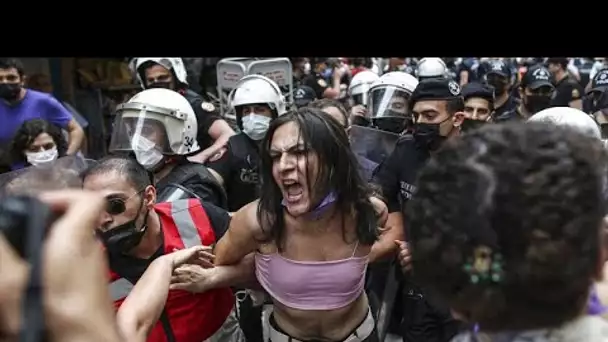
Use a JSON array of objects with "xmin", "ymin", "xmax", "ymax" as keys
[
  {"xmin": 242, "ymin": 114, "xmax": 271, "ymax": 141},
  {"xmin": 25, "ymin": 147, "xmax": 58, "ymax": 167},
  {"xmin": 131, "ymin": 135, "xmax": 164, "ymax": 169}
]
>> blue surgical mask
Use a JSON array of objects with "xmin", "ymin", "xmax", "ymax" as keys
[{"xmin": 242, "ymin": 113, "xmax": 271, "ymax": 141}]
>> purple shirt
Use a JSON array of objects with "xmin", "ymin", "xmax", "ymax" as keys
[{"xmin": 0, "ymin": 89, "xmax": 72, "ymax": 145}]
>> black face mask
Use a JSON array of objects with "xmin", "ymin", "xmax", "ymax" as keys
[
  {"xmin": 524, "ymin": 95, "xmax": 552, "ymax": 114},
  {"xmin": 97, "ymin": 200, "xmax": 149, "ymax": 255},
  {"xmin": 0, "ymin": 83, "xmax": 21, "ymax": 101},
  {"xmin": 600, "ymin": 123, "xmax": 608, "ymax": 139},
  {"xmin": 373, "ymin": 117, "xmax": 409, "ymax": 134},
  {"xmin": 487, "ymin": 80, "xmax": 508, "ymax": 95},
  {"xmin": 414, "ymin": 119, "xmax": 450, "ymax": 152},
  {"xmin": 147, "ymin": 81, "xmax": 172, "ymax": 90},
  {"xmin": 461, "ymin": 118, "xmax": 488, "ymax": 133}
]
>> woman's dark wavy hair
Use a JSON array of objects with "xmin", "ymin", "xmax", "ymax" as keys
[
  {"xmin": 9, "ymin": 119, "xmax": 68, "ymax": 165},
  {"xmin": 407, "ymin": 121, "xmax": 608, "ymax": 331},
  {"xmin": 257, "ymin": 108, "xmax": 378, "ymax": 251}
]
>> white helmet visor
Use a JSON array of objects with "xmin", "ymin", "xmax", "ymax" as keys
[
  {"xmin": 368, "ymin": 86, "xmax": 412, "ymax": 119},
  {"xmin": 109, "ymin": 102, "xmax": 190, "ymax": 155}
]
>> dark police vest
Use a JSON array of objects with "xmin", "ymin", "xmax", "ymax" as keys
[
  {"xmin": 156, "ymin": 160, "xmax": 228, "ymax": 210},
  {"xmin": 226, "ymin": 134, "xmax": 260, "ymax": 212}
]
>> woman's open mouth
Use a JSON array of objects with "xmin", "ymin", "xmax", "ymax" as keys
[{"xmin": 282, "ymin": 179, "xmax": 304, "ymax": 204}]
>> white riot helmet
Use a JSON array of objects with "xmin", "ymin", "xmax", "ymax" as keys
[
  {"xmin": 133, "ymin": 58, "xmax": 189, "ymax": 89},
  {"xmin": 367, "ymin": 72, "xmax": 419, "ymax": 133},
  {"xmin": 416, "ymin": 57, "xmax": 448, "ymax": 79},
  {"xmin": 528, "ymin": 107, "xmax": 601, "ymax": 140},
  {"xmin": 229, "ymin": 75, "xmax": 286, "ymax": 140},
  {"xmin": 348, "ymin": 71, "xmax": 380, "ymax": 106},
  {"xmin": 109, "ymin": 88, "xmax": 199, "ymax": 170}
]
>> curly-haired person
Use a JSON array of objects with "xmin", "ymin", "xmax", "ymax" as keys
[{"xmin": 406, "ymin": 121, "xmax": 608, "ymax": 341}]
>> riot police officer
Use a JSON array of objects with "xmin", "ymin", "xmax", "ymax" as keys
[
  {"xmin": 348, "ymin": 70, "xmax": 380, "ymax": 126},
  {"xmin": 206, "ymin": 75, "xmax": 287, "ymax": 212},
  {"xmin": 108, "ymin": 88, "xmax": 227, "ymax": 208},
  {"xmin": 373, "ymin": 78, "xmax": 466, "ymax": 342},
  {"xmin": 132, "ymin": 57, "xmax": 235, "ymax": 163},
  {"xmin": 367, "ymin": 71, "xmax": 419, "ymax": 133}
]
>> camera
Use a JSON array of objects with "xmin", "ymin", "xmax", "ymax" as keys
[{"xmin": 0, "ymin": 195, "xmax": 54, "ymax": 258}]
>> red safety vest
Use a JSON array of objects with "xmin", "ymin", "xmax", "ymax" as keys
[{"xmin": 108, "ymin": 199, "xmax": 234, "ymax": 342}]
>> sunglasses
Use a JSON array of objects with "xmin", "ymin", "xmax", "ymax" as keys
[{"xmin": 105, "ymin": 190, "xmax": 145, "ymax": 215}]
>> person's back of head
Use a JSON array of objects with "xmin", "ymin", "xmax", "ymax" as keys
[
  {"xmin": 407, "ymin": 122, "xmax": 608, "ymax": 332},
  {"xmin": 4, "ymin": 156, "xmax": 86, "ymax": 196},
  {"xmin": 82, "ymin": 155, "xmax": 153, "ymax": 191},
  {"xmin": 529, "ymin": 107, "xmax": 601, "ymax": 140}
]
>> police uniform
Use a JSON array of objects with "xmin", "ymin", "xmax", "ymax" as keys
[
  {"xmin": 484, "ymin": 60, "xmax": 520, "ymax": 120},
  {"xmin": 156, "ymin": 158, "xmax": 228, "ymax": 209},
  {"xmin": 585, "ymin": 68, "xmax": 608, "ymax": 113},
  {"xmin": 371, "ymin": 79, "xmax": 463, "ymax": 342},
  {"xmin": 182, "ymin": 89, "xmax": 223, "ymax": 150},
  {"xmin": 206, "ymin": 133, "xmax": 260, "ymax": 212},
  {"xmin": 493, "ymin": 96, "xmax": 520, "ymax": 121},
  {"xmin": 551, "ymin": 73, "xmax": 583, "ymax": 107},
  {"xmin": 496, "ymin": 66, "xmax": 554, "ymax": 122}
]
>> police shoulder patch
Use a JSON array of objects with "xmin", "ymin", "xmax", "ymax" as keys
[
  {"xmin": 317, "ymin": 79, "xmax": 327, "ymax": 88},
  {"xmin": 201, "ymin": 102, "xmax": 215, "ymax": 112},
  {"xmin": 571, "ymin": 88, "xmax": 580, "ymax": 99}
]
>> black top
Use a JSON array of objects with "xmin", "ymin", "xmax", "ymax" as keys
[
  {"xmin": 372, "ymin": 135, "xmax": 429, "ymax": 213},
  {"xmin": 550, "ymin": 74, "xmax": 583, "ymax": 107},
  {"xmin": 206, "ymin": 133, "xmax": 261, "ymax": 212},
  {"xmin": 182, "ymin": 89, "xmax": 222, "ymax": 150}
]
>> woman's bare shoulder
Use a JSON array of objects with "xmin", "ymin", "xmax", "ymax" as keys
[{"xmin": 240, "ymin": 199, "xmax": 271, "ymax": 241}]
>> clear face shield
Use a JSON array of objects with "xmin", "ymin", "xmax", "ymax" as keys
[
  {"xmin": 368, "ymin": 86, "xmax": 412, "ymax": 134},
  {"xmin": 350, "ymin": 84, "xmax": 373, "ymax": 107},
  {"xmin": 109, "ymin": 103, "xmax": 186, "ymax": 168}
]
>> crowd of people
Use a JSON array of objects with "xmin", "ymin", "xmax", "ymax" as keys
[{"xmin": 1, "ymin": 56, "xmax": 608, "ymax": 342}]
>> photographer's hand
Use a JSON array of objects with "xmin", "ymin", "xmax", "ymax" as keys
[
  {"xmin": 0, "ymin": 234, "xmax": 29, "ymax": 339},
  {"xmin": 40, "ymin": 190, "xmax": 122, "ymax": 342}
]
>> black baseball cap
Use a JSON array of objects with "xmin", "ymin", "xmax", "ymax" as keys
[
  {"xmin": 521, "ymin": 65, "xmax": 554, "ymax": 90},
  {"xmin": 410, "ymin": 78, "xmax": 462, "ymax": 109},
  {"xmin": 587, "ymin": 68, "xmax": 608, "ymax": 95},
  {"xmin": 485, "ymin": 60, "xmax": 511, "ymax": 78},
  {"xmin": 294, "ymin": 85, "xmax": 317, "ymax": 107},
  {"xmin": 461, "ymin": 82, "xmax": 494, "ymax": 104}
]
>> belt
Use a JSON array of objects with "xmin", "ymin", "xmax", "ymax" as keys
[{"xmin": 268, "ymin": 309, "xmax": 374, "ymax": 342}]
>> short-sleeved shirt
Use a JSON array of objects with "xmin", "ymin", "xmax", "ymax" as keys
[
  {"xmin": 0, "ymin": 89, "xmax": 72, "ymax": 145},
  {"xmin": 551, "ymin": 74, "xmax": 583, "ymax": 107},
  {"xmin": 182, "ymin": 89, "xmax": 222, "ymax": 150},
  {"xmin": 206, "ymin": 133, "xmax": 260, "ymax": 212}
]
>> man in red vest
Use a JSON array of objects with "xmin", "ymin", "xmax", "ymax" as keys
[{"xmin": 82, "ymin": 155, "xmax": 243, "ymax": 342}]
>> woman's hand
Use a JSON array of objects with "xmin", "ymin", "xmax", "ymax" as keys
[
  {"xmin": 168, "ymin": 246, "xmax": 215, "ymax": 270},
  {"xmin": 170, "ymin": 265, "xmax": 218, "ymax": 293}
]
